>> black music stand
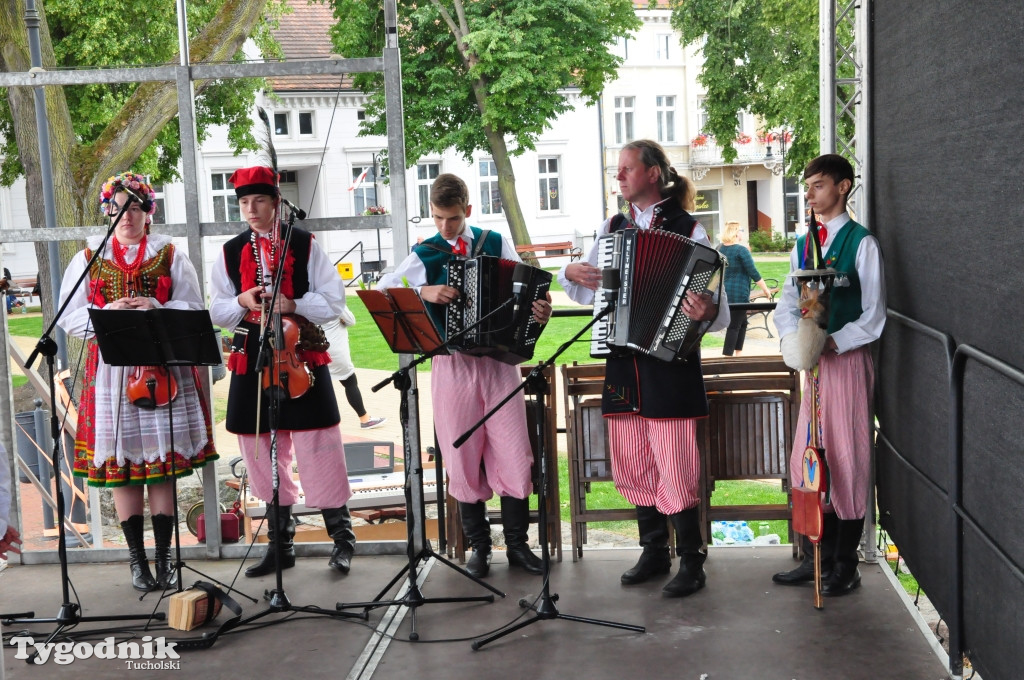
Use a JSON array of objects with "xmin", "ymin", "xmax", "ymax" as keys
[
  {"xmin": 334, "ymin": 289, "xmax": 503, "ymax": 640},
  {"xmin": 463, "ymin": 302, "xmax": 646, "ymax": 651},
  {"xmin": 87, "ymin": 308, "xmax": 253, "ymax": 612}
]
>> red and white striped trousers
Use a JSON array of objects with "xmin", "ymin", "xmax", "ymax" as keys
[{"xmin": 607, "ymin": 414, "xmax": 702, "ymax": 514}]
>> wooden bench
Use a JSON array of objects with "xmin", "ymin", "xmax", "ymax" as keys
[
  {"xmin": 745, "ymin": 277, "xmax": 780, "ymax": 337},
  {"xmin": 562, "ymin": 356, "xmax": 800, "ymax": 559},
  {"xmin": 514, "ymin": 241, "xmax": 582, "ymax": 261},
  {"xmin": 5, "ymin": 277, "xmax": 38, "ymax": 304}
]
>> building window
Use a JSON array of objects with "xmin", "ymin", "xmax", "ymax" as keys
[
  {"xmin": 656, "ymin": 34, "xmax": 671, "ymax": 61},
  {"xmin": 150, "ymin": 183, "xmax": 166, "ymax": 225},
  {"xmin": 616, "ymin": 36, "xmax": 629, "ymax": 61},
  {"xmin": 351, "ymin": 165, "xmax": 377, "ymax": 215},
  {"xmin": 691, "ymin": 189, "xmax": 722, "ymax": 243},
  {"xmin": 416, "ymin": 162, "xmax": 440, "ymax": 219},
  {"xmin": 614, "ymin": 96, "xmax": 635, "ymax": 145},
  {"xmin": 479, "ymin": 159, "xmax": 502, "ymax": 215},
  {"xmin": 538, "ymin": 157, "xmax": 560, "ymax": 212},
  {"xmin": 211, "ymin": 172, "xmax": 240, "ymax": 222},
  {"xmin": 697, "ymin": 98, "xmax": 710, "ymax": 134},
  {"xmin": 273, "ymin": 112, "xmax": 289, "ymax": 136},
  {"xmin": 656, "ymin": 95, "xmax": 676, "ymax": 143},
  {"xmin": 298, "ymin": 112, "xmax": 314, "ymax": 136},
  {"xmin": 356, "ymin": 109, "xmax": 366, "ymax": 121}
]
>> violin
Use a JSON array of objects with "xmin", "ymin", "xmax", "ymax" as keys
[
  {"xmin": 261, "ymin": 314, "xmax": 313, "ymax": 400},
  {"xmin": 127, "ymin": 366, "xmax": 178, "ymax": 409}
]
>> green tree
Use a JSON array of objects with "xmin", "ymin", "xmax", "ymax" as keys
[
  {"xmin": 0, "ymin": 0, "xmax": 282, "ymax": 317},
  {"xmin": 327, "ymin": 0, "xmax": 640, "ymax": 250},
  {"xmin": 669, "ymin": 0, "xmax": 821, "ymax": 173}
]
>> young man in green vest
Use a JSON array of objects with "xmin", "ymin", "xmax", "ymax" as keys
[
  {"xmin": 376, "ymin": 174, "xmax": 552, "ymax": 578},
  {"xmin": 771, "ymin": 154, "xmax": 887, "ymax": 596}
]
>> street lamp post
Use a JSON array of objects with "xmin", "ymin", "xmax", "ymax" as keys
[{"xmin": 778, "ymin": 131, "xmax": 789, "ymax": 240}]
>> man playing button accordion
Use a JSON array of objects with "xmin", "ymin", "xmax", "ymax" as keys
[{"xmin": 376, "ymin": 173, "xmax": 552, "ymax": 579}]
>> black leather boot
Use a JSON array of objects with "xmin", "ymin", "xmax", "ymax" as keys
[
  {"xmin": 245, "ymin": 505, "xmax": 296, "ymax": 578},
  {"xmin": 151, "ymin": 514, "xmax": 178, "ymax": 589},
  {"xmin": 663, "ymin": 507, "xmax": 707, "ymax": 598},
  {"xmin": 822, "ymin": 517, "xmax": 863, "ymax": 597},
  {"xmin": 500, "ymin": 496, "xmax": 543, "ymax": 575},
  {"xmin": 772, "ymin": 513, "xmax": 837, "ymax": 585},
  {"xmin": 621, "ymin": 505, "xmax": 672, "ymax": 585},
  {"xmin": 322, "ymin": 506, "xmax": 356, "ymax": 574},
  {"xmin": 459, "ymin": 501, "xmax": 492, "ymax": 578},
  {"xmin": 121, "ymin": 515, "xmax": 158, "ymax": 592}
]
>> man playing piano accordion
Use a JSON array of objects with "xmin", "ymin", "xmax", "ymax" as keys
[
  {"xmin": 377, "ymin": 173, "xmax": 552, "ymax": 579},
  {"xmin": 560, "ymin": 140, "xmax": 729, "ymax": 598}
]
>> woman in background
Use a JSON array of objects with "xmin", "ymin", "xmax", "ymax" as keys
[{"xmin": 719, "ymin": 221, "xmax": 772, "ymax": 356}]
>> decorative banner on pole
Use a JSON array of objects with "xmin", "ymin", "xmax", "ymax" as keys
[{"xmin": 347, "ymin": 168, "xmax": 369, "ymax": 192}]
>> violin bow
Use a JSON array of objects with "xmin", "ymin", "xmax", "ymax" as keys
[{"xmin": 252, "ymin": 106, "xmax": 283, "ymax": 460}]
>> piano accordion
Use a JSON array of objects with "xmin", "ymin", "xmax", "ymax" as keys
[
  {"xmin": 445, "ymin": 255, "xmax": 552, "ymax": 365},
  {"xmin": 590, "ymin": 228, "xmax": 722, "ymax": 362}
]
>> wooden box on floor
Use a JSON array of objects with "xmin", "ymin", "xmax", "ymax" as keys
[{"xmin": 168, "ymin": 589, "xmax": 222, "ymax": 631}]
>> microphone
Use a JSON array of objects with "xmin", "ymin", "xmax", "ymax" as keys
[
  {"xmin": 511, "ymin": 262, "xmax": 532, "ymax": 316},
  {"xmin": 281, "ymin": 198, "xmax": 306, "ymax": 220},
  {"xmin": 119, "ymin": 187, "xmax": 151, "ymax": 212},
  {"xmin": 601, "ymin": 267, "xmax": 621, "ymax": 302}
]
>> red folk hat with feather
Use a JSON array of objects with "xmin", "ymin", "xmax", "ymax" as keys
[{"xmin": 229, "ymin": 165, "xmax": 279, "ymax": 199}]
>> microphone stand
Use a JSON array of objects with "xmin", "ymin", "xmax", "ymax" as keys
[
  {"xmin": 335, "ymin": 294, "xmax": 514, "ymax": 640},
  {"xmin": 463, "ymin": 299, "xmax": 646, "ymax": 651},
  {"xmin": 2, "ymin": 193, "xmax": 163, "ymax": 654},
  {"xmin": 210, "ymin": 214, "xmax": 366, "ymax": 647}
]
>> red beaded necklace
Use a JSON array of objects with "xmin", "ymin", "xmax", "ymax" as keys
[
  {"xmin": 112, "ymin": 235, "xmax": 147, "ymax": 271},
  {"xmin": 111, "ymin": 235, "xmax": 147, "ymax": 295}
]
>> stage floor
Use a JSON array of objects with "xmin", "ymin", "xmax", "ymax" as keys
[{"xmin": 0, "ymin": 546, "xmax": 951, "ymax": 679}]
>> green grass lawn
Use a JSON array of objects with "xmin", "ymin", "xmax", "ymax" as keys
[{"xmin": 483, "ymin": 454, "xmax": 792, "ymax": 542}]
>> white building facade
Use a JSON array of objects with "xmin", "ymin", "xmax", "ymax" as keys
[{"xmin": 0, "ymin": 1, "xmax": 795, "ymax": 284}]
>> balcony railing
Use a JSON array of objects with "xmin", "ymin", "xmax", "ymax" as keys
[{"xmin": 691, "ymin": 139, "xmax": 785, "ymax": 172}]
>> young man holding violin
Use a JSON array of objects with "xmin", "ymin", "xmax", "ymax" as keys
[{"xmin": 209, "ymin": 165, "xmax": 357, "ymax": 577}]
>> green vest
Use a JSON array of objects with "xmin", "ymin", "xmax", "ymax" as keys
[
  {"xmin": 796, "ymin": 220, "xmax": 870, "ymax": 334},
  {"xmin": 414, "ymin": 226, "xmax": 504, "ymax": 338}
]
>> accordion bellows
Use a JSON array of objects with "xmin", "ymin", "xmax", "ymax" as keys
[{"xmin": 591, "ymin": 228, "xmax": 722, "ymax": 362}]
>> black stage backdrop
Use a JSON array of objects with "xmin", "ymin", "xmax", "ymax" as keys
[{"xmin": 872, "ymin": 2, "xmax": 1024, "ymax": 678}]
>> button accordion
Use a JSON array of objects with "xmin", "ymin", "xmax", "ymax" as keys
[
  {"xmin": 445, "ymin": 255, "xmax": 552, "ymax": 365},
  {"xmin": 590, "ymin": 227, "xmax": 722, "ymax": 362}
]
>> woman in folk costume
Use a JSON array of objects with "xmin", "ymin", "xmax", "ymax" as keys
[
  {"xmin": 208, "ymin": 165, "xmax": 356, "ymax": 578},
  {"xmin": 58, "ymin": 172, "xmax": 217, "ymax": 592}
]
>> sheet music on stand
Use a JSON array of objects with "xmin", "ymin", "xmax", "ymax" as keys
[
  {"xmin": 87, "ymin": 308, "xmax": 222, "ymax": 367},
  {"xmin": 357, "ymin": 287, "xmax": 447, "ymax": 357},
  {"xmin": 356, "ymin": 288, "xmax": 443, "ymax": 555}
]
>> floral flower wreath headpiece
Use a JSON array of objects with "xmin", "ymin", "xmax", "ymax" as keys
[{"xmin": 99, "ymin": 172, "xmax": 157, "ymax": 218}]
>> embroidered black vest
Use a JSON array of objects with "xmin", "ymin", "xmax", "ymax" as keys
[{"xmin": 602, "ymin": 203, "xmax": 710, "ymax": 419}]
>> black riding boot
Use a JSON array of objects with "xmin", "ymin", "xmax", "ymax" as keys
[
  {"xmin": 500, "ymin": 496, "xmax": 543, "ymax": 575},
  {"xmin": 621, "ymin": 505, "xmax": 672, "ymax": 585},
  {"xmin": 121, "ymin": 515, "xmax": 158, "ymax": 592},
  {"xmin": 822, "ymin": 517, "xmax": 863, "ymax": 596},
  {"xmin": 322, "ymin": 506, "xmax": 356, "ymax": 574},
  {"xmin": 245, "ymin": 505, "xmax": 296, "ymax": 578},
  {"xmin": 772, "ymin": 513, "xmax": 838, "ymax": 585},
  {"xmin": 663, "ymin": 507, "xmax": 707, "ymax": 598},
  {"xmin": 151, "ymin": 514, "xmax": 178, "ymax": 589},
  {"xmin": 459, "ymin": 501, "xmax": 492, "ymax": 578}
]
